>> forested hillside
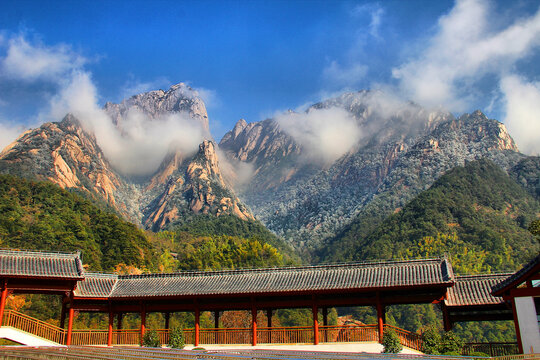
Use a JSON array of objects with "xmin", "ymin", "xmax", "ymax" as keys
[
  {"xmin": 0, "ymin": 174, "xmax": 155, "ymax": 271},
  {"xmin": 322, "ymin": 158, "xmax": 540, "ymax": 273}
]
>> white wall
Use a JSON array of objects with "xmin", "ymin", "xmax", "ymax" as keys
[{"xmin": 515, "ymin": 296, "xmax": 540, "ymax": 354}]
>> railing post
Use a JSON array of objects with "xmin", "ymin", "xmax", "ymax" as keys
[
  {"xmin": 312, "ymin": 299, "xmax": 319, "ymax": 345},
  {"xmin": 194, "ymin": 305, "xmax": 200, "ymax": 347},
  {"xmin": 251, "ymin": 302, "xmax": 257, "ymax": 346},
  {"xmin": 0, "ymin": 281, "xmax": 8, "ymax": 326}
]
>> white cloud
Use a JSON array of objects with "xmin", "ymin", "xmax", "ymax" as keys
[
  {"xmin": 500, "ymin": 75, "xmax": 540, "ymax": 155},
  {"xmin": 275, "ymin": 107, "xmax": 362, "ymax": 164},
  {"xmin": 46, "ymin": 71, "xmax": 204, "ymax": 176},
  {"xmin": 322, "ymin": 61, "xmax": 368, "ymax": 88},
  {"xmin": 392, "ymin": 0, "xmax": 540, "ymax": 111},
  {"xmin": 0, "ymin": 121, "xmax": 27, "ymax": 153},
  {"xmin": 119, "ymin": 76, "xmax": 170, "ymax": 100},
  {"xmin": 0, "ymin": 35, "xmax": 85, "ymax": 81},
  {"xmin": 353, "ymin": 3, "xmax": 385, "ymax": 39}
]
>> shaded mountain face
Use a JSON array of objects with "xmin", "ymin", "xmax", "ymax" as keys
[
  {"xmin": 219, "ymin": 91, "xmax": 522, "ymax": 254},
  {"xmin": 0, "ymin": 84, "xmax": 251, "ymax": 231}
]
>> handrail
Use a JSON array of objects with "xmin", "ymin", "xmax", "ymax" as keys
[{"xmin": 2, "ymin": 309, "xmax": 65, "ymax": 344}]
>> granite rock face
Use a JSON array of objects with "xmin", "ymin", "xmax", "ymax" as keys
[
  {"xmin": 0, "ymin": 84, "xmax": 251, "ymax": 231},
  {"xmin": 219, "ymin": 91, "xmax": 523, "ymax": 251}
]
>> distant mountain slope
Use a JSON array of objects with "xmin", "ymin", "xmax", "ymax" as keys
[
  {"xmin": 321, "ymin": 159, "xmax": 540, "ymax": 271},
  {"xmin": 221, "ymin": 90, "xmax": 523, "ymax": 254}
]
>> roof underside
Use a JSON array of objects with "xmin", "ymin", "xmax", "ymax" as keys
[
  {"xmin": 75, "ymin": 258, "xmax": 454, "ymax": 299},
  {"xmin": 445, "ymin": 273, "xmax": 511, "ymax": 307},
  {"xmin": 0, "ymin": 249, "xmax": 84, "ymax": 279}
]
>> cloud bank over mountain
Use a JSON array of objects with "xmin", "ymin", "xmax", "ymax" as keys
[{"xmin": 0, "ymin": 33, "xmax": 206, "ymax": 176}]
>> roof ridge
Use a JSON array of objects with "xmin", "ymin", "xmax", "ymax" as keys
[
  {"xmin": 456, "ymin": 272, "xmax": 514, "ymax": 279},
  {"xmin": 0, "ymin": 248, "xmax": 81, "ymax": 259},
  {"xmin": 117, "ymin": 257, "xmax": 448, "ymax": 280}
]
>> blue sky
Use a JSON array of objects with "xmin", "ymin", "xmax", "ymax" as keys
[{"xmin": 1, "ymin": 0, "xmax": 540, "ymax": 156}]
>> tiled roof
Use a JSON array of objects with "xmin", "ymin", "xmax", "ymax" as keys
[
  {"xmin": 445, "ymin": 273, "xmax": 511, "ymax": 307},
  {"xmin": 492, "ymin": 253, "xmax": 540, "ymax": 296},
  {"xmin": 74, "ymin": 273, "xmax": 118, "ymax": 298},
  {"xmin": 75, "ymin": 257, "xmax": 453, "ymax": 299},
  {"xmin": 0, "ymin": 249, "xmax": 84, "ymax": 279}
]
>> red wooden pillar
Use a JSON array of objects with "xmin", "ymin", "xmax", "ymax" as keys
[
  {"xmin": 442, "ymin": 304, "xmax": 452, "ymax": 332},
  {"xmin": 194, "ymin": 306, "xmax": 200, "ymax": 347},
  {"xmin": 322, "ymin": 307, "xmax": 328, "ymax": 343},
  {"xmin": 140, "ymin": 304, "xmax": 146, "ymax": 345},
  {"xmin": 214, "ymin": 311, "xmax": 219, "ymax": 344},
  {"xmin": 0, "ymin": 281, "xmax": 9, "ymax": 326},
  {"xmin": 312, "ymin": 301, "xmax": 319, "ymax": 345},
  {"xmin": 511, "ymin": 298, "xmax": 524, "ymax": 354},
  {"xmin": 251, "ymin": 304, "xmax": 257, "ymax": 346},
  {"xmin": 107, "ymin": 310, "xmax": 114, "ymax": 347},
  {"xmin": 60, "ymin": 301, "xmax": 67, "ymax": 329},
  {"xmin": 165, "ymin": 312, "xmax": 170, "ymax": 330},
  {"xmin": 66, "ymin": 307, "xmax": 74, "ymax": 345},
  {"xmin": 117, "ymin": 313, "xmax": 123, "ymax": 330},
  {"xmin": 376, "ymin": 298, "xmax": 385, "ymax": 343},
  {"xmin": 267, "ymin": 309, "xmax": 272, "ymax": 344}
]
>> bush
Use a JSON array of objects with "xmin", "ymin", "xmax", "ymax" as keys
[
  {"xmin": 469, "ymin": 351, "xmax": 490, "ymax": 357},
  {"xmin": 168, "ymin": 327, "xmax": 185, "ymax": 349},
  {"xmin": 142, "ymin": 330, "xmax": 160, "ymax": 347},
  {"xmin": 382, "ymin": 328, "xmax": 403, "ymax": 353},
  {"xmin": 421, "ymin": 326, "xmax": 441, "ymax": 354},
  {"xmin": 440, "ymin": 331, "xmax": 464, "ymax": 354}
]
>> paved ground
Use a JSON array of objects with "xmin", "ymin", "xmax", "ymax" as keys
[{"xmin": 183, "ymin": 342, "xmax": 423, "ymax": 354}]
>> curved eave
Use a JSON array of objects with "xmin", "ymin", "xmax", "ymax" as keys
[{"xmin": 492, "ymin": 254, "xmax": 540, "ymax": 297}]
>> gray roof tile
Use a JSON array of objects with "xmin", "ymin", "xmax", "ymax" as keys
[
  {"xmin": 445, "ymin": 273, "xmax": 511, "ymax": 307},
  {"xmin": 0, "ymin": 249, "xmax": 84, "ymax": 279}
]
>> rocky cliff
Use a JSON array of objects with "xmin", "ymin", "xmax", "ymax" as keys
[
  {"xmin": 0, "ymin": 114, "xmax": 138, "ymax": 220},
  {"xmin": 219, "ymin": 91, "xmax": 523, "ymax": 253},
  {"xmin": 0, "ymin": 84, "xmax": 251, "ymax": 231}
]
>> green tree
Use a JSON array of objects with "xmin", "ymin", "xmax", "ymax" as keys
[
  {"xmin": 168, "ymin": 327, "xmax": 185, "ymax": 349},
  {"xmin": 529, "ymin": 219, "xmax": 540, "ymax": 242},
  {"xmin": 382, "ymin": 328, "xmax": 402, "ymax": 353}
]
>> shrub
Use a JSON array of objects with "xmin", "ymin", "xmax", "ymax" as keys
[
  {"xmin": 168, "ymin": 327, "xmax": 185, "ymax": 349},
  {"xmin": 469, "ymin": 351, "xmax": 490, "ymax": 357},
  {"xmin": 382, "ymin": 328, "xmax": 402, "ymax": 353},
  {"xmin": 421, "ymin": 326, "xmax": 441, "ymax": 354},
  {"xmin": 440, "ymin": 331, "xmax": 464, "ymax": 354},
  {"xmin": 142, "ymin": 330, "xmax": 160, "ymax": 347}
]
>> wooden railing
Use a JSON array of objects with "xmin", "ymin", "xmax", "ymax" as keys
[
  {"xmin": 320, "ymin": 324, "xmax": 378, "ymax": 343},
  {"xmin": 385, "ymin": 324, "xmax": 422, "ymax": 351},
  {"xmin": 70, "ymin": 329, "xmax": 108, "ymax": 346},
  {"xmin": 463, "ymin": 342, "xmax": 520, "ymax": 357},
  {"xmin": 2, "ymin": 310, "xmax": 65, "ymax": 344}
]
